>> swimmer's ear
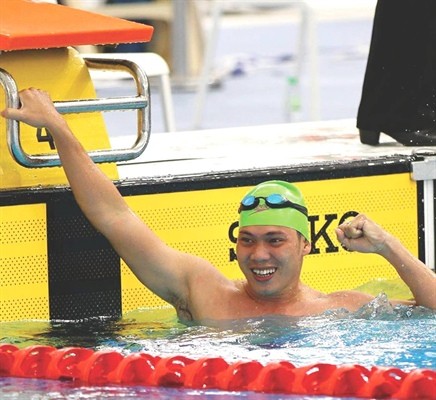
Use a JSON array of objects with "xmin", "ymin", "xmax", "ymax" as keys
[{"xmin": 302, "ymin": 238, "xmax": 311, "ymax": 255}]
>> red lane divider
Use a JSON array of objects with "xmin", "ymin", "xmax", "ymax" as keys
[{"xmin": 0, "ymin": 344, "xmax": 435, "ymax": 399}]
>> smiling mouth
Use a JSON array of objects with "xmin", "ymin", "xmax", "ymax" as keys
[{"xmin": 251, "ymin": 268, "xmax": 277, "ymax": 280}]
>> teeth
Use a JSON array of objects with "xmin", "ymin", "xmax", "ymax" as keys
[{"xmin": 252, "ymin": 268, "xmax": 276, "ymax": 276}]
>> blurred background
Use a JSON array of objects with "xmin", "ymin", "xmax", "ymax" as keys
[{"xmin": 58, "ymin": 0, "xmax": 377, "ymax": 133}]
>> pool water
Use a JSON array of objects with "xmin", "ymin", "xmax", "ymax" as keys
[
  {"xmin": 0, "ymin": 377, "xmax": 345, "ymax": 400},
  {"xmin": 0, "ymin": 294, "xmax": 435, "ymax": 399}
]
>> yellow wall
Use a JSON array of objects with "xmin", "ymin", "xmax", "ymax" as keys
[
  {"xmin": 120, "ymin": 173, "xmax": 417, "ymax": 312},
  {"xmin": 0, "ymin": 173, "xmax": 417, "ymax": 321}
]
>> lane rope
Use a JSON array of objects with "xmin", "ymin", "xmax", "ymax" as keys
[{"xmin": 0, "ymin": 344, "xmax": 434, "ymax": 399}]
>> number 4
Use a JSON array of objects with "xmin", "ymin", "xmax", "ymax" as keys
[{"xmin": 36, "ymin": 128, "xmax": 56, "ymax": 150}]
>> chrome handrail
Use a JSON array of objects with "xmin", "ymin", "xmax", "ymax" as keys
[{"xmin": 0, "ymin": 57, "xmax": 151, "ymax": 168}]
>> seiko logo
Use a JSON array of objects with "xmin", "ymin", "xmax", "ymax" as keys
[{"xmin": 228, "ymin": 211, "xmax": 359, "ymax": 261}]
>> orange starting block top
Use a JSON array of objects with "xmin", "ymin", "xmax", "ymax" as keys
[{"xmin": 0, "ymin": 0, "xmax": 154, "ymax": 51}]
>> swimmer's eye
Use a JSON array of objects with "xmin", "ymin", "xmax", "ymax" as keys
[
  {"xmin": 238, "ymin": 236, "xmax": 254, "ymax": 244},
  {"xmin": 268, "ymin": 237, "xmax": 285, "ymax": 245}
]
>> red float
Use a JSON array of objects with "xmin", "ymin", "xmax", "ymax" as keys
[{"xmin": 0, "ymin": 344, "xmax": 435, "ymax": 399}]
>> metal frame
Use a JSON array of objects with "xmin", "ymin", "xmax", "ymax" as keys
[
  {"xmin": 412, "ymin": 149, "xmax": 436, "ymax": 270},
  {"xmin": 0, "ymin": 57, "xmax": 150, "ymax": 168}
]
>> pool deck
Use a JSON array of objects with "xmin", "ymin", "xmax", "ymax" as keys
[{"xmin": 114, "ymin": 119, "xmax": 431, "ymax": 180}]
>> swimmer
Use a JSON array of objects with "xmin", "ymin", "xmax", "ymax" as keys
[{"xmin": 2, "ymin": 88, "xmax": 435, "ymax": 323}]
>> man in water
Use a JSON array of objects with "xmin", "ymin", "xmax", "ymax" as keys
[{"xmin": 2, "ymin": 88, "xmax": 435, "ymax": 323}]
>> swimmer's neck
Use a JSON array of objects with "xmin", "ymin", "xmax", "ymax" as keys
[{"xmin": 241, "ymin": 280, "xmax": 313, "ymax": 305}]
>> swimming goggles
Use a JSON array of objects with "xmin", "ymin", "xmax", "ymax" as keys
[{"xmin": 238, "ymin": 194, "xmax": 308, "ymax": 216}]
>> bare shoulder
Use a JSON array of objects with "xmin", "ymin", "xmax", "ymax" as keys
[
  {"xmin": 183, "ymin": 253, "xmax": 235, "ymax": 300},
  {"xmin": 326, "ymin": 290, "xmax": 376, "ymax": 311},
  {"xmin": 185, "ymin": 261, "xmax": 241, "ymax": 321},
  {"xmin": 169, "ymin": 253, "xmax": 234, "ymax": 322}
]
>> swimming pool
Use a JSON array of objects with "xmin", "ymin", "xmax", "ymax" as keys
[{"xmin": 0, "ymin": 295, "xmax": 435, "ymax": 399}]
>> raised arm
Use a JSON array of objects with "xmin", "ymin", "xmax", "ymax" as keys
[
  {"xmin": 336, "ymin": 214, "xmax": 436, "ymax": 309},
  {"xmin": 1, "ymin": 88, "xmax": 214, "ymax": 312}
]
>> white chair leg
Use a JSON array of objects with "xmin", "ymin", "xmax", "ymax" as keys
[
  {"xmin": 192, "ymin": 0, "xmax": 223, "ymax": 130},
  {"xmin": 158, "ymin": 74, "xmax": 176, "ymax": 132},
  {"xmin": 303, "ymin": 2, "xmax": 321, "ymax": 120}
]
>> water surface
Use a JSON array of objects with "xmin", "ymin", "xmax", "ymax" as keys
[{"xmin": 1, "ymin": 295, "xmax": 434, "ymax": 399}]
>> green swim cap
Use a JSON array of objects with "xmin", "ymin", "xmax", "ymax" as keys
[{"xmin": 238, "ymin": 180, "xmax": 309, "ymax": 240}]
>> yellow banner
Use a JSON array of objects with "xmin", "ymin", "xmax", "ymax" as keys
[
  {"xmin": 121, "ymin": 173, "xmax": 417, "ymax": 312},
  {"xmin": 0, "ymin": 173, "xmax": 416, "ymax": 320}
]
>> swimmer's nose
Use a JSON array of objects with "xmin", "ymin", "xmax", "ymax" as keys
[{"xmin": 250, "ymin": 242, "xmax": 270, "ymax": 262}]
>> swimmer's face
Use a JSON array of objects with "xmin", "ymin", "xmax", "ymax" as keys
[{"xmin": 236, "ymin": 225, "xmax": 311, "ymax": 299}]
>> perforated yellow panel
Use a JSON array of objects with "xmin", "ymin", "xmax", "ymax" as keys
[
  {"xmin": 0, "ymin": 204, "xmax": 49, "ymax": 321},
  {"xmin": 0, "ymin": 172, "xmax": 417, "ymax": 319},
  {"xmin": 120, "ymin": 172, "xmax": 418, "ymax": 312}
]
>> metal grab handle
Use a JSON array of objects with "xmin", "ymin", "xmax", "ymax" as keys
[{"xmin": 0, "ymin": 57, "xmax": 150, "ymax": 168}]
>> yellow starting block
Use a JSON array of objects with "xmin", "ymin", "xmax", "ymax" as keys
[{"xmin": 0, "ymin": 48, "xmax": 118, "ymax": 188}]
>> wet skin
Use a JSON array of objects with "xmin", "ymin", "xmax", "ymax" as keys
[{"xmin": 236, "ymin": 225, "xmax": 311, "ymax": 302}]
